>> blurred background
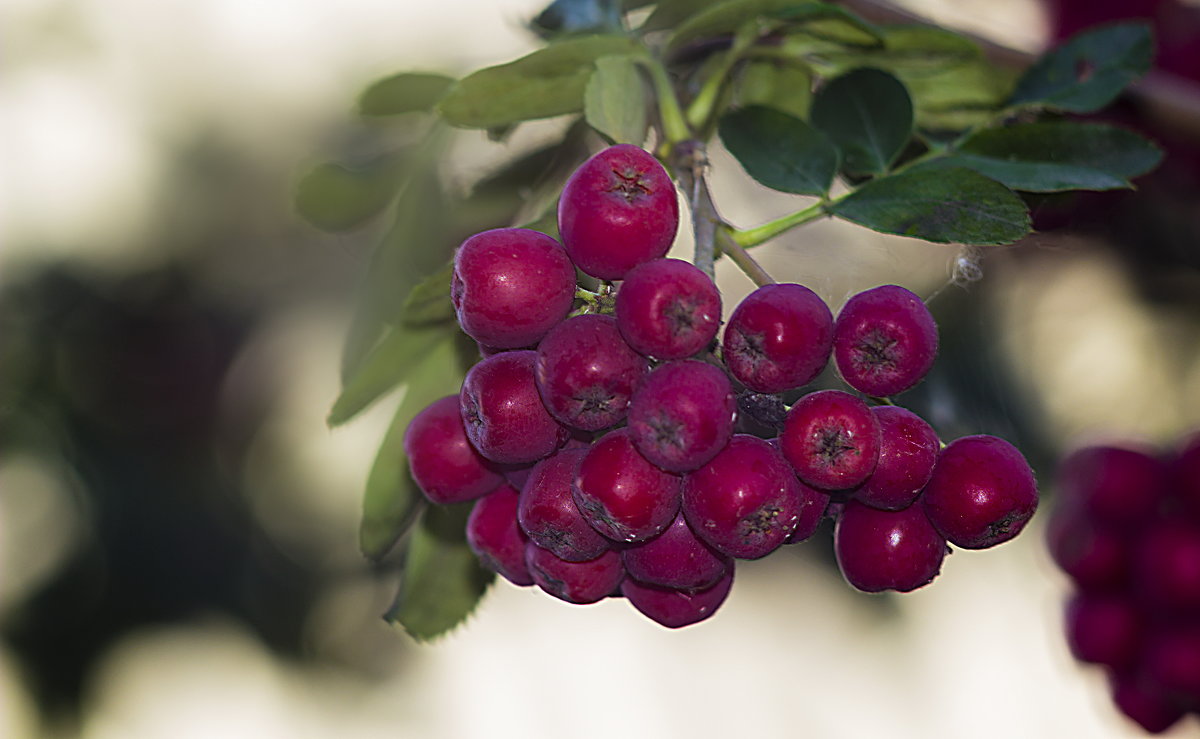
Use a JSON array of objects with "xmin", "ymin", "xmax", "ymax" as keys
[{"xmin": 2, "ymin": 0, "xmax": 1199, "ymax": 737}]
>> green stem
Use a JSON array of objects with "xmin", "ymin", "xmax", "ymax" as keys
[
  {"xmin": 684, "ymin": 24, "xmax": 760, "ymax": 133},
  {"xmin": 731, "ymin": 200, "xmax": 830, "ymax": 248},
  {"xmin": 638, "ymin": 57, "xmax": 691, "ymax": 147},
  {"xmin": 718, "ymin": 227, "xmax": 776, "ymax": 286}
]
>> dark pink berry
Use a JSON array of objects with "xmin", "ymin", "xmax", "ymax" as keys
[
  {"xmin": 852, "ymin": 405, "xmax": 939, "ymax": 511},
  {"xmin": 780, "ymin": 389, "xmax": 881, "ymax": 490},
  {"xmin": 405, "ymin": 395, "xmax": 503, "ymax": 504},
  {"xmin": 834, "ymin": 500, "xmax": 947, "ymax": 593},
  {"xmin": 1134, "ymin": 519, "xmax": 1200, "ymax": 614},
  {"xmin": 722, "ymin": 283, "xmax": 834, "ymax": 394},
  {"xmin": 466, "ymin": 484, "xmax": 534, "ymax": 586},
  {"xmin": 1110, "ymin": 673, "xmax": 1185, "ymax": 734},
  {"xmin": 1142, "ymin": 627, "xmax": 1200, "ymax": 704},
  {"xmin": 786, "ymin": 477, "xmax": 831, "ymax": 544},
  {"xmin": 615, "ymin": 258, "xmax": 721, "ymax": 360},
  {"xmin": 627, "ymin": 360, "xmax": 737, "ymax": 473},
  {"xmin": 832, "ymin": 284, "xmax": 937, "ymax": 397},
  {"xmin": 517, "ymin": 448, "xmax": 609, "ymax": 562},
  {"xmin": 526, "ymin": 544, "xmax": 624, "ymax": 605},
  {"xmin": 451, "ymin": 228, "xmax": 576, "ymax": 349},
  {"xmin": 621, "ymin": 570, "xmax": 733, "ymax": 628},
  {"xmin": 460, "ymin": 351, "xmax": 570, "ymax": 465},
  {"xmin": 557, "ymin": 144, "xmax": 679, "ymax": 280},
  {"xmin": 922, "ymin": 435, "xmax": 1038, "ymax": 549},
  {"xmin": 1176, "ymin": 432, "xmax": 1200, "ymax": 518},
  {"xmin": 572, "ymin": 428, "xmax": 681, "ymax": 543},
  {"xmin": 1046, "ymin": 508, "xmax": 1130, "ymax": 592},
  {"xmin": 621, "ymin": 513, "xmax": 730, "ymax": 590},
  {"xmin": 1064, "ymin": 593, "xmax": 1142, "ymax": 670},
  {"xmin": 683, "ymin": 435, "xmax": 805, "ymax": 559},
  {"xmin": 535, "ymin": 314, "xmax": 647, "ymax": 431},
  {"xmin": 1058, "ymin": 445, "xmax": 1169, "ymax": 529}
]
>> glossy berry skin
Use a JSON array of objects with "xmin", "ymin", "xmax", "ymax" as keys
[
  {"xmin": 853, "ymin": 406, "xmax": 939, "ymax": 511},
  {"xmin": 786, "ymin": 478, "xmax": 831, "ymax": 544},
  {"xmin": 722, "ymin": 283, "xmax": 834, "ymax": 394},
  {"xmin": 466, "ymin": 484, "xmax": 533, "ymax": 586},
  {"xmin": 405, "ymin": 395, "xmax": 503, "ymax": 504},
  {"xmin": 621, "ymin": 570, "xmax": 733, "ymax": 628},
  {"xmin": 781, "ymin": 390, "xmax": 881, "ymax": 490},
  {"xmin": 557, "ymin": 144, "xmax": 679, "ymax": 280},
  {"xmin": 834, "ymin": 500, "xmax": 947, "ymax": 593},
  {"xmin": 572, "ymin": 428, "xmax": 681, "ymax": 543},
  {"xmin": 1046, "ymin": 510, "xmax": 1130, "ymax": 592},
  {"xmin": 1058, "ymin": 445, "xmax": 1169, "ymax": 528},
  {"xmin": 922, "ymin": 435, "xmax": 1038, "ymax": 550},
  {"xmin": 615, "ymin": 258, "xmax": 721, "ymax": 360},
  {"xmin": 683, "ymin": 435, "xmax": 805, "ymax": 559},
  {"xmin": 451, "ymin": 228, "xmax": 576, "ymax": 349},
  {"xmin": 460, "ymin": 351, "xmax": 569, "ymax": 465},
  {"xmin": 526, "ymin": 544, "xmax": 624, "ymax": 605},
  {"xmin": 832, "ymin": 284, "xmax": 938, "ymax": 397},
  {"xmin": 1064, "ymin": 593, "xmax": 1142, "ymax": 670},
  {"xmin": 517, "ymin": 448, "xmax": 609, "ymax": 562},
  {"xmin": 1134, "ymin": 520, "xmax": 1200, "ymax": 613},
  {"xmin": 627, "ymin": 360, "xmax": 737, "ymax": 473},
  {"xmin": 621, "ymin": 513, "xmax": 730, "ymax": 590},
  {"xmin": 535, "ymin": 314, "xmax": 647, "ymax": 431}
]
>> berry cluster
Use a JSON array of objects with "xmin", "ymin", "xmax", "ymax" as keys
[
  {"xmin": 404, "ymin": 144, "xmax": 1040, "ymax": 628},
  {"xmin": 1049, "ymin": 434, "xmax": 1200, "ymax": 733}
]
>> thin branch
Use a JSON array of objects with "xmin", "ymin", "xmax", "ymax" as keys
[
  {"xmin": 671, "ymin": 140, "xmax": 719, "ymax": 278},
  {"xmin": 718, "ymin": 228, "xmax": 776, "ymax": 286}
]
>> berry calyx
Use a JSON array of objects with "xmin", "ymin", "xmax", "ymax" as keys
[
  {"xmin": 627, "ymin": 359, "xmax": 737, "ymax": 473},
  {"xmin": 405, "ymin": 395, "xmax": 503, "ymax": 505},
  {"xmin": 615, "ymin": 258, "xmax": 721, "ymax": 360},
  {"xmin": 535, "ymin": 314, "xmax": 648, "ymax": 431},
  {"xmin": 922, "ymin": 435, "xmax": 1038, "ymax": 549},
  {"xmin": 722, "ymin": 283, "xmax": 834, "ymax": 394},
  {"xmin": 832, "ymin": 284, "xmax": 938, "ymax": 397},
  {"xmin": 780, "ymin": 389, "xmax": 881, "ymax": 490},
  {"xmin": 517, "ymin": 448, "xmax": 610, "ymax": 562}
]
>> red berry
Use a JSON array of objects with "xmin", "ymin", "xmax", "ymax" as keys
[
  {"xmin": 535, "ymin": 314, "xmax": 647, "ymax": 431},
  {"xmin": 1176, "ymin": 432, "xmax": 1200, "ymax": 518},
  {"xmin": 627, "ymin": 359, "xmax": 737, "ymax": 473},
  {"xmin": 834, "ymin": 500, "xmax": 947, "ymax": 593},
  {"xmin": 405, "ymin": 395, "xmax": 503, "ymax": 504},
  {"xmin": 832, "ymin": 284, "xmax": 937, "ymax": 397},
  {"xmin": 722, "ymin": 283, "xmax": 834, "ymax": 394},
  {"xmin": 517, "ymin": 448, "xmax": 609, "ymax": 562},
  {"xmin": 852, "ymin": 405, "xmax": 939, "ymax": 511},
  {"xmin": 922, "ymin": 435, "xmax": 1038, "ymax": 549},
  {"xmin": 621, "ymin": 570, "xmax": 733, "ymax": 628},
  {"xmin": 1058, "ymin": 445, "xmax": 1169, "ymax": 529},
  {"xmin": 451, "ymin": 228, "xmax": 576, "ymax": 349},
  {"xmin": 621, "ymin": 512, "xmax": 730, "ymax": 590},
  {"xmin": 1064, "ymin": 593, "xmax": 1142, "ymax": 670},
  {"xmin": 1134, "ymin": 519, "xmax": 1200, "ymax": 614},
  {"xmin": 466, "ymin": 484, "xmax": 533, "ymax": 586},
  {"xmin": 1110, "ymin": 672, "xmax": 1185, "ymax": 735},
  {"xmin": 557, "ymin": 144, "xmax": 679, "ymax": 280},
  {"xmin": 526, "ymin": 544, "xmax": 624, "ymax": 605},
  {"xmin": 615, "ymin": 258, "xmax": 721, "ymax": 360},
  {"xmin": 1142, "ymin": 627, "xmax": 1200, "ymax": 704},
  {"xmin": 780, "ymin": 389, "xmax": 881, "ymax": 490},
  {"xmin": 1046, "ymin": 508, "xmax": 1130, "ymax": 592},
  {"xmin": 460, "ymin": 351, "xmax": 569, "ymax": 465},
  {"xmin": 572, "ymin": 428, "xmax": 681, "ymax": 543},
  {"xmin": 682, "ymin": 435, "xmax": 806, "ymax": 559}
]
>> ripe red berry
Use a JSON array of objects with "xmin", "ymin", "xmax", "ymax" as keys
[
  {"xmin": 832, "ymin": 284, "xmax": 937, "ymax": 397},
  {"xmin": 1058, "ymin": 445, "xmax": 1169, "ymax": 529},
  {"xmin": 852, "ymin": 406, "xmax": 939, "ymax": 511},
  {"xmin": 1046, "ymin": 509, "xmax": 1130, "ymax": 592},
  {"xmin": 1142, "ymin": 627, "xmax": 1200, "ymax": 704},
  {"xmin": 451, "ymin": 228, "xmax": 576, "ymax": 349},
  {"xmin": 517, "ymin": 448, "xmax": 609, "ymax": 562},
  {"xmin": 780, "ymin": 389, "xmax": 881, "ymax": 490},
  {"xmin": 614, "ymin": 258, "xmax": 721, "ymax": 360},
  {"xmin": 1110, "ymin": 673, "xmax": 1185, "ymax": 735},
  {"xmin": 621, "ymin": 570, "xmax": 733, "ymax": 628},
  {"xmin": 922, "ymin": 435, "xmax": 1038, "ymax": 549},
  {"xmin": 404, "ymin": 395, "xmax": 503, "ymax": 504},
  {"xmin": 621, "ymin": 512, "xmax": 730, "ymax": 590},
  {"xmin": 466, "ymin": 484, "xmax": 534, "ymax": 587},
  {"xmin": 1064, "ymin": 593, "xmax": 1142, "ymax": 670},
  {"xmin": 627, "ymin": 359, "xmax": 737, "ymax": 473},
  {"xmin": 526, "ymin": 544, "xmax": 624, "ymax": 605},
  {"xmin": 572, "ymin": 428, "xmax": 681, "ymax": 543},
  {"xmin": 785, "ymin": 477, "xmax": 830, "ymax": 544},
  {"xmin": 557, "ymin": 144, "xmax": 679, "ymax": 280},
  {"xmin": 834, "ymin": 500, "xmax": 947, "ymax": 593},
  {"xmin": 722, "ymin": 283, "xmax": 834, "ymax": 394},
  {"xmin": 682, "ymin": 435, "xmax": 806, "ymax": 559},
  {"xmin": 460, "ymin": 351, "xmax": 569, "ymax": 465},
  {"xmin": 535, "ymin": 314, "xmax": 647, "ymax": 431},
  {"xmin": 1176, "ymin": 432, "xmax": 1200, "ymax": 518},
  {"xmin": 1134, "ymin": 519, "xmax": 1200, "ymax": 614}
]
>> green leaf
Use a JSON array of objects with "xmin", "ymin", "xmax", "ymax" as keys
[
  {"xmin": 437, "ymin": 35, "xmax": 639, "ymax": 129},
  {"xmin": 901, "ymin": 57, "xmax": 1015, "ymax": 130},
  {"xmin": 584, "ymin": 55, "xmax": 649, "ymax": 144},
  {"xmin": 293, "ymin": 159, "xmax": 403, "ymax": 232},
  {"xmin": 719, "ymin": 105, "xmax": 838, "ymax": 195},
  {"xmin": 400, "ymin": 261, "xmax": 456, "ymax": 325},
  {"xmin": 359, "ymin": 338, "xmax": 465, "ymax": 560},
  {"xmin": 385, "ymin": 502, "xmax": 495, "ymax": 641},
  {"xmin": 328, "ymin": 323, "xmax": 453, "ymax": 427},
  {"xmin": 641, "ymin": 0, "xmax": 713, "ymax": 32},
  {"xmin": 736, "ymin": 60, "xmax": 812, "ymax": 119},
  {"xmin": 668, "ymin": 1, "xmax": 881, "ymax": 54},
  {"xmin": 358, "ymin": 73, "xmax": 455, "ymax": 117},
  {"xmin": 831, "ymin": 167, "xmax": 1030, "ymax": 244},
  {"xmin": 1009, "ymin": 22, "xmax": 1153, "ymax": 113},
  {"xmin": 808, "ymin": 25, "xmax": 979, "ymax": 76},
  {"xmin": 810, "ymin": 68, "xmax": 913, "ymax": 176},
  {"xmin": 911, "ymin": 121, "xmax": 1162, "ymax": 192}
]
